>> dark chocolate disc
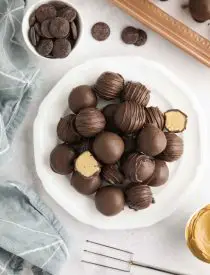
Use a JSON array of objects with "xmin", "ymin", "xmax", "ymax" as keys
[
  {"xmin": 91, "ymin": 22, "xmax": 110, "ymax": 41},
  {"xmin": 146, "ymin": 107, "xmax": 165, "ymax": 130},
  {"xmin": 49, "ymin": 1, "xmax": 68, "ymax": 10},
  {"xmin": 36, "ymin": 39, "xmax": 53, "ymax": 56},
  {"xmin": 121, "ymin": 26, "xmax": 139, "ymax": 44},
  {"xmin": 35, "ymin": 4, "xmax": 57, "ymax": 23},
  {"xmin": 71, "ymin": 172, "xmax": 101, "ymax": 195},
  {"xmin": 52, "ymin": 38, "xmax": 71, "ymax": 58},
  {"xmin": 29, "ymin": 27, "xmax": 37, "ymax": 46},
  {"xmin": 34, "ymin": 22, "xmax": 42, "ymax": 36},
  {"xmin": 58, "ymin": 7, "xmax": 77, "ymax": 22},
  {"xmin": 41, "ymin": 19, "xmax": 53, "ymax": 38},
  {"xmin": 134, "ymin": 29, "xmax": 147, "ymax": 46},
  {"xmin": 70, "ymin": 21, "xmax": 78, "ymax": 40},
  {"xmin": 29, "ymin": 11, "xmax": 36, "ymax": 26},
  {"xmin": 49, "ymin": 17, "xmax": 70, "ymax": 38}
]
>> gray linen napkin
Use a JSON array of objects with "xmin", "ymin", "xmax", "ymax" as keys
[
  {"xmin": 0, "ymin": 0, "xmax": 39, "ymax": 165},
  {"xmin": 0, "ymin": 181, "xmax": 69, "ymax": 275}
]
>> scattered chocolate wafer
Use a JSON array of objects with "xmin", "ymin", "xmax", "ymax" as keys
[
  {"xmin": 52, "ymin": 39, "xmax": 71, "ymax": 58},
  {"xmin": 134, "ymin": 29, "xmax": 147, "ymax": 46},
  {"xmin": 36, "ymin": 39, "xmax": 53, "ymax": 56},
  {"xmin": 121, "ymin": 26, "xmax": 139, "ymax": 44},
  {"xmin": 91, "ymin": 22, "xmax": 110, "ymax": 41}
]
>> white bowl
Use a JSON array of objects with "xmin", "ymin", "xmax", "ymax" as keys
[{"xmin": 22, "ymin": 0, "xmax": 82, "ymax": 60}]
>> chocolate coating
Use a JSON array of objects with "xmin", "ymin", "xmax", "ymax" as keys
[
  {"xmin": 69, "ymin": 85, "xmax": 97, "ymax": 114},
  {"xmin": 95, "ymin": 186, "xmax": 125, "ymax": 216},
  {"xmin": 122, "ymin": 81, "xmax": 150, "ymax": 107},
  {"xmin": 125, "ymin": 184, "xmax": 153, "ymax": 210},
  {"xmin": 93, "ymin": 132, "xmax": 125, "ymax": 164},
  {"xmin": 114, "ymin": 102, "xmax": 146, "ymax": 133},
  {"xmin": 102, "ymin": 104, "xmax": 118, "ymax": 132},
  {"xmin": 75, "ymin": 108, "xmax": 106, "ymax": 137},
  {"xmin": 189, "ymin": 0, "xmax": 210, "ymax": 22},
  {"xmin": 137, "ymin": 124, "xmax": 167, "ymax": 157},
  {"xmin": 123, "ymin": 153, "xmax": 155, "ymax": 182},
  {"xmin": 146, "ymin": 107, "xmax": 165, "ymax": 130},
  {"xmin": 50, "ymin": 144, "xmax": 75, "ymax": 175},
  {"xmin": 145, "ymin": 160, "xmax": 169, "ymax": 187},
  {"xmin": 57, "ymin": 114, "xmax": 81, "ymax": 144},
  {"xmin": 71, "ymin": 172, "xmax": 101, "ymax": 195},
  {"xmin": 72, "ymin": 138, "xmax": 93, "ymax": 155},
  {"xmin": 94, "ymin": 72, "xmax": 124, "ymax": 100},
  {"xmin": 158, "ymin": 133, "xmax": 184, "ymax": 162},
  {"xmin": 102, "ymin": 165, "xmax": 124, "ymax": 185},
  {"xmin": 122, "ymin": 134, "xmax": 136, "ymax": 154}
]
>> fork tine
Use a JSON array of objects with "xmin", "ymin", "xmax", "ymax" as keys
[{"xmin": 81, "ymin": 260, "xmax": 130, "ymax": 273}]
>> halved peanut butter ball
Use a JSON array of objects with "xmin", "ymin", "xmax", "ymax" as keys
[
  {"xmin": 164, "ymin": 109, "xmax": 188, "ymax": 133},
  {"xmin": 75, "ymin": 151, "xmax": 101, "ymax": 177}
]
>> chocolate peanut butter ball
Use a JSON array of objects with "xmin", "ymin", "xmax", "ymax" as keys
[
  {"xmin": 93, "ymin": 132, "xmax": 125, "ymax": 164},
  {"xmin": 101, "ymin": 165, "xmax": 124, "ymax": 185},
  {"xmin": 122, "ymin": 134, "xmax": 136, "ymax": 154},
  {"xmin": 146, "ymin": 107, "xmax": 165, "ymax": 130},
  {"xmin": 122, "ymin": 81, "xmax": 150, "ymax": 107},
  {"xmin": 75, "ymin": 108, "xmax": 106, "ymax": 137},
  {"xmin": 102, "ymin": 104, "xmax": 118, "ymax": 132},
  {"xmin": 125, "ymin": 184, "xmax": 153, "ymax": 211},
  {"xmin": 95, "ymin": 186, "xmax": 125, "ymax": 216},
  {"xmin": 123, "ymin": 153, "xmax": 155, "ymax": 182},
  {"xmin": 57, "ymin": 114, "xmax": 81, "ymax": 144},
  {"xmin": 69, "ymin": 85, "xmax": 97, "ymax": 114},
  {"xmin": 114, "ymin": 102, "xmax": 146, "ymax": 133},
  {"xmin": 71, "ymin": 172, "xmax": 101, "ymax": 195},
  {"xmin": 94, "ymin": 72, "xmax": 124, "ymax": 100},
  {"xmin": 145, "ymin": 159, "xmax": 169, "ymax": 187},
  {"xmin": 158, "ymin": 133, "xmax": 184, "ymax": 162},
  {"xmin": 50, "ymin": 144, "xmax": 75, "ymax": 175},
  {"xmin": 137, "ymin": 124, "xmax": 167, "ymax": 157}
]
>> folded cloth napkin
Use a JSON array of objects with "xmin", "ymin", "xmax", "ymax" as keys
[
  {"xmin": 0, "ymin": 181, "xmax": 69, "ymax": 275},
  {"xmin": 0, "ymin": 0, "xmax": 39, "ymax": 165}
]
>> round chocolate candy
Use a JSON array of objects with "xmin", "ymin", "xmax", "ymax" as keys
[
  {"xmin": 75, "ymin": 108, "xmax": 106, "ymax": 137},
  {"xmin": 101, "ymin": 165, "xmax": 124, "ymax": 185},
  {"xmin": 34, "ymin": 22, "xmax": 42, "ymax": 36},
  {"xmin": 71, "ymin": 172, "xmax": 101, "ymax": 195},
  {"xmin": 35, "ymin": 4, "xmax": 57, "ymax": 23},
  {"xmin": 70, "ymin": 21, "xmax": 78, "ymax": 40},
  {"xmin": 91, "ymin": 22, "xmax": 110, "ymax": 41},
  {"xmin": 95, "ymin": 186, "xmax": 125, "ymax": 216},
  {"xmin": 57, "ymin": 114, "xmax": 81, "ymax": 144},
  {"xmin": 49, "ymin": 1, "xmax": 68, "ymax": 10},
  {"xmin": 50, "ymin": 144, "xmax": 75, "ymax": 175},
  {"xmin": 123, "ymin": 153, "xmax": 155, "ymax": 182},
  {"xmin": 122, "ymin": 81, "xmax": 150, "ymax": 107},
  {"xmin": 121, "ymin": 26, "xmax": 139, "ymax": 44},
  {"xmin": 114, "ymin": 102, "xmax": 146, "ymax": 133},
  {"xmin": 29, "ymin": 27, "xmax": 37, "ymax": 46},
  {"xmin": 134, "ymin": 29, "xmax": 147, "ymax": 46},
  {"xmin": 125, "ymin": 184, "xmax": 153, "ymax": 211},
  {"xmin": 52, "ymin": 38, "xmax": 71, "ymax": 58},
  {"xmin": 72, "ymin": 138, "xmax": 93, "ymax": 155},
  {"xmin": 29, "ymin": 11, "xmax": 36, "ymax": 26},
  {"xmin": 157, "ymin": 133, "xmax": 184, "ymax": 162},
  {"xmin": 145, "ymin": 160, "xmax": 169, "ymax": 187},
  {"xmin": 94, "ymin": 72, "xmax": 124, "ymax": 100},
  {"xmin": 36, "ymin": 39, "xmax": 53, "ymax": 56},
  {"xmin": 122, "ymin": 134, "xmax": 136, "ymax": 154},
  {"xmin": 58, "ymin": 7, "xmax": 77, "ymax": 22},
  {"xmin": 93, "ymin": 132, "xmax": 125, "ymax": 164},
  {"xmin": 49, "ymin": 17, "xmax": 70, "ymax": 38},
  {"xmin": 102, "ymin": 104, "xmax": 118, "ymax": 132},
  {"xmin": 137, "ymin": 124, "xmax": 167, "ymax": 157},
  {"xmin": 69, "ymin": 85, "xmax": 97, "ymax": 114},
  {"xmin": 145, "ymin": 107, "xmax": 165, "ymax": 130}
]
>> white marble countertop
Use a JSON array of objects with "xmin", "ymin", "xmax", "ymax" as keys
[{"xmin": 1, "ymin": 0, "xmax": 210, "ymax": 274}]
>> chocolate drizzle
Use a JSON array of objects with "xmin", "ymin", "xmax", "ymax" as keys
[{"xmin": 146, "ymin": 107, "xmax": 165, "ymax": 129}]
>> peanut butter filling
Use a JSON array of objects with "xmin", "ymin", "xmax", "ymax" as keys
[
  {"xmin": 165, "ymin": 110, "xmax": 187, "ymax": 133},
  {"xmin": 186, "ymin": 205, "xmax": 210, "ymax": 263}
]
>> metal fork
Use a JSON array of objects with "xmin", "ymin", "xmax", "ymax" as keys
[{"xmin": 82, "ymin": 240, "xmax": 189, "ymax": 275}]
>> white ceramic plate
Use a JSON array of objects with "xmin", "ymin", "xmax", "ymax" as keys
[{"xmin": 34, "ymin": 56, "xmax": 206, "ymax": 230}]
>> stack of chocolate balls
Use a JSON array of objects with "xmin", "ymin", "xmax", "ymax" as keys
[{"xmin": 50, "ymin": 71, "xmax": 185, "ymax": 217}]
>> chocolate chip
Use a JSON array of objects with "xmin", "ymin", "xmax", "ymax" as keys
[
  {"xmin": 29, "ymin": 26, "xmax": 37, "ymax": 46},
  {"xmin": 52, "ymin": 38, "xmax": 71, "ymax": 58},
  {"xmin": 29, "ymin": 11, "xmax": 36, "ymax": 26},
  {"xmin": 34, "ymin": 22, "xmax": 42, "ymax": 36},
  {"xmin": 35, "ymin": 4, "xmax": 57, "ymax": 23},
  {"xmin": 49, "ymin": 17, "xmax": 70, "ymax": 38},
  {"xmin": 41, "ymin": 19, "xmax": 53, "ymax": 38},
  {"xmin": 91, "ymin": 22, "xmax": 110, "ymax": 41},
  {"xmin": 70, "ymin": 21, "xmax": 78, "ymax": 40},
  {"xmin": 134, "ymin": 29, "xmax": 147, "ymax": 46},
  {"xmin": 49, "ymin": 1, "xmax": 68, "ymax": 9},
  {"xmin": 58, "ymin": 7, "xmax": 77, "ymax": 22},
  {"xmin": 36, "ymin": 39, "xmax": 53, "ymax": 56},
  {"xmin": 121, "ymin": 26, "xmax": 139, "ymax": 44}
]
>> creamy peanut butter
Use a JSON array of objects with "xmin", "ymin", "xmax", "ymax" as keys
[{"xmin": 186, "ymin": 205, "xmax": 210, "ymax": 263}]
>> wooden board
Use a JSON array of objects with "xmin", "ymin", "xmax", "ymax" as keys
[{"xmin": 111, "ymin": 0, "xmax": 210, "ymax": 67}]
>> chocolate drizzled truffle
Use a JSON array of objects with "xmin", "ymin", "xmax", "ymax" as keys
[
  {"xmin": 146, "ymin": 107, "xmax": 165, "ymax": 130},
  {"xmin": 122, "ymin": 134, "xmax": 136, "ymax": 154},
  {"xmin": 93, "ymin": 132, "xmax": 125, "ymax": 164},
  {"xmin": 125, "ymin": 184, "xmax": 153, "ymax": 211},
  {"xmin": 68, "ymin": 85, "xmax": 97, "ymax": 114},
  {"xmin": 95, "ymin": 186, "xmax": 125, "ymax": 216},
  {"xmin": 145, "ymin": 159, "xmax": 169, "ymax": 187},
  {"xmin": 94, "ymin": 72, "xmax": 124, "ymax": 100},
  {"xmin": 72, "ymin": 138, "xmax": 93, "ymax": 155},
  {"xmin": 102, "ymin": 165, "xmax": 124, "ymax": 185},
  {"xmin": 114, "ymin": 102, "xmax": 146, "ymax": 133},
  {"xmin": 122, "ymin": 81, "xmax": 150, "ymax": 107},
  {"xmin": 57, "ymin": 114, "xmax": 81, "ymax": 144},
  {"xmin": 123, "ymin": 153, "xmax": 155, "ymax": 182},
  {"xmin": 71, "ymin": 172, "xmax": 101, "ymax": 195},
  {"xmin": 137, "ymin": 124, "xmax": 167, "ymax": 156},
  {"xmin": 102, "ymin": 104, "xmax": 118, "ymax": 132},
  {"xmin": 75, "ymin": 151, "xmax": 101, "ymax": 177},
  {"xmin": 50, "ymin": 144, "xmax": 75, "ymax": 175},
  {"xmin": 158, "ymin": 133, "xmax": 184, "ymax": 162},
  {"xmin": 75, "ymin": 108, "xmax": 106, "ymax": 137}
]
